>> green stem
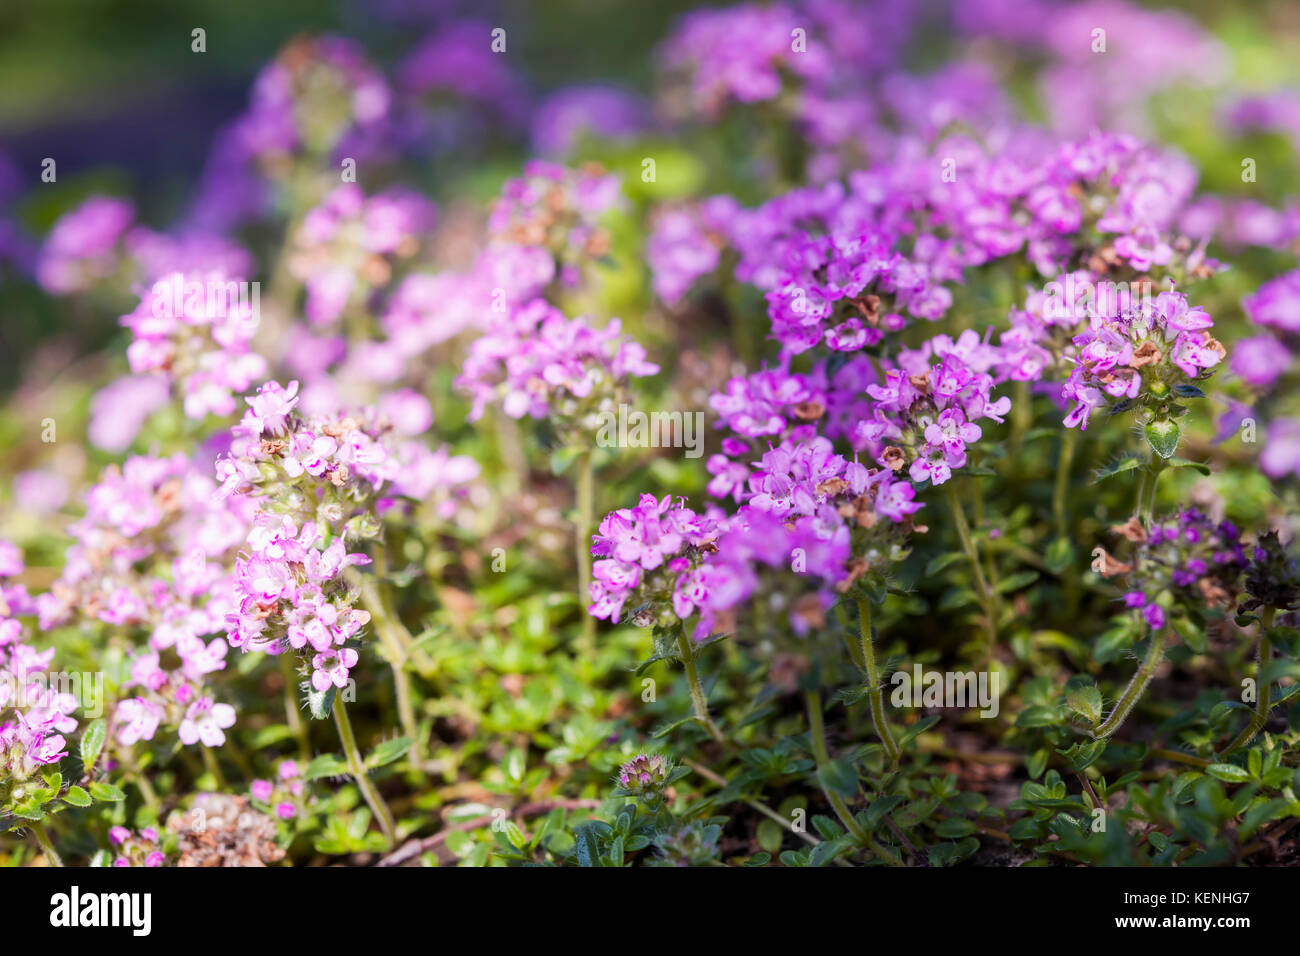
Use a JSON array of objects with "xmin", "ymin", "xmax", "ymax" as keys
[
  {"xmin": 685, "ymin": 758, "xmax": 820, "ymax": 847},
  {"xmin": 1010, "ymin": 381, "xmax": 1031, "ymax": 458},
  {"xmin": 369, "ymin": 553, "xmax": 437, "ymax": 677},
  {"xmin": 1224, "ymin": 608, "xmax": 1278, "ymax": 755},
  {"xmin": 804, "ymin": 689, "xmax": 870, "ymax": 845},
  {"xmin": 1136, "ymin": 455, "xmax": 1168, "ymax": 526},
  {"xmin": 122, "ymin": 750, "xmax": 159, "ymax": 810},
  {"xmin": 575, "ymin": 449, "xmax": 596, "ymax": 664},
  {"xmin": 359, "ymin": 576, "xmax": 423, "ymax": 763},
  {"xmin": 30, "ymin": 820, "xmax": 62, "ymax": 867},
  {"xmin": 868, "ymin": 835, "xmax": 906, "ymax": 867},
  {"xmin": 676, "ymin": 630, "xmax": 725, "ymax": 744},
  {"xmin": 280, "ymin": 653, "xmax": 312, "ymax": 762},
  {"xmin": 944, "ymin": 482, "xmax": 997, "ymax": 649},
  {"xmin": 1054, "ymin": 429, "xmax": 1076, "ymax": 540},
  {"xmin": 856, "ymin": 597, "xmax": 900, "ymax": 765},
  {"xmin": 200, "ymin": 746, "xmax": 225, "ymax": 789},
  {"xmin": 1092, "ymin": 627, "xmax": 1167, "ymax": 739},
  {"xmin": 333, "ymin": 699, "xmax": 398, "ymax": 845}
]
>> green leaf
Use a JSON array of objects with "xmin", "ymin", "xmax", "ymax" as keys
[
  {"xmin": 1144, "ymin": 418, "xmax": 1180, "ymax": 459},
  {"xmin": 365, "ymin": 737, "xmax": 412, "ymax": 770},
  {"xmin": 757, "ymin": 819, "xmax": 785, "ymax": 854},
  {"xmin": 249, "ymin": 724, "xmax": 295, "ymax": 749},
  {"xmin": 80, "ymin": 720, "xmax": 106, "ymax": 775},
  {"xmin": 62, "ymin": 786, "xmax": 92, "ymax": 808},
  {"xmin": 818, "ymin": 759, "xmax": 860, "ymax": 799},
  {"xmin": 503, "ymin": 821, "xmax": 527, "ymax": 851},
  {"xmin": 1205, "ymin": 763, "xmax": 1251, "ymax": 783},
  {"xmin": 573, "ymin": 825, "xmax": 601, "ymax": 868},
  {"xmin": 1027, "ymin": 749, "xmax": 1049, "ymax": 779},
  {"xmin": 1065, "ymin": 686, "xmax": 1102, "ymax": 725},
  {"xmin": 897, "ymin": 715, "xmax": 941, "ymax": 746},
  {"xmin": 1045, "ymin": 538, "xmax": 1075, "ymax": 574},
  {"xmin": 1016, "ymin": 705, "xmax": 1064, "ymax": 728},
  {"xmin": 1069, "ymin": 740, "xmax": 1106, "ymax": 772},
  {"xmin": 1093, "ymin": 455, "xmax": 1143, "ymax": 483},
  {"xmin": 306, "ymin": 684, "xmax": 336, "ymax": 720},
  {"xmin": 504, "ymin": 748, "xmax": 527, "ymax": 785},
  {"xmin": 745, "ymin": 852, "xmax": 772, "ymax": 867},
  {"xmin": 933, "ymin": 817, "xmax": 976, "ymax": 839},
  {"xmin": 1168, "ymin": 457, "xmax": 1210, "ymax": 475},
  {"xmin": 811, "ymin": 814, "xmax": 844, "ymax": 841},
  {"xmin": 995, "ymin": 570, "xmax": 1040, "ymax": 595},
  {"xmin": 88, "ymin": 781, "xmax": 126, "ymax": 802},
  {"xmin": 304, "ymin": 754, "xmax": 350, "ymax": 780},
  {"xmin": 938, "ymin": 588, "xmax": 978, "ymax": 611},
  {"xmin": 809, "ymin": 837, "xmax": 851, "ymax": 867},
  {"xmin": 924, "ymin": 552, "xmax": 965, "ymax": 576}
]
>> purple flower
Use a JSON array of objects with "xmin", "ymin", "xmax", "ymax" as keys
[
  {"xmin": 1231, "ymin": 335, "xmax": 1291, "ymax": 388},
  {"xmin": 1261, "ymin": 419, "xmax": 1300, "ymax": 481},
  {"xmin": 1244, "ymin": 270, "xmax": 1300, "ymax": 334},
  {"xmin": 532, "ymin": 85, "xmax": 647, "ymax": 156},
  {"xmin": 36, "ymin": 196, "xmax": 134, "ymax": 293}
]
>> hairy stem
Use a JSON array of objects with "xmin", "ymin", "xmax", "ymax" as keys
[
  {"xmin": 31, "ymin": 820, "xmax": 62, "ymax": 867},
  {"xmin": 360, "ymin": 575, "xmax": 423, "ymax": 763},
  {"xmin": 575, "ymin": 449, "xmax": 596, "ymax": 664},
  {"xmin": 1136, "ymin": 454, "xmax": 1168, "ymax": 527},
  {"xmin": 1092, "ymin": 627, "xmax": 1167, "ymax": 739},
  {"xmin": 804, "ymin": 689, "xmax": 870, "ymax": 844},
  {"xmin": 676, "ymin": 630, "xmax": 724, "ymax": 743},
  {"xmin": 122, "ymin": 750, "xmax": 160, "ymax": 810},
  {"xmin": 945, "ymin": 481, "xmax": 997, "ymax": 649},
  {"xmin": 684, "ymin": 758, "xmax": 820, "ymax": 847},
  {"xmin": 333, "ymin": 698, "xmax": 398, "ymax": 845},
  {"xmin": 280, "ymin": 653, "xmax": 312, "ymax": 762},
  {"xmin": 1224, "ymin": 608, "xmax": 1278, "ymax": 755},
  {"xmin": 369, "ymin": 552, "xmax": 437, "ymax": 677},
  {"xmin": 200, "ymin": 745, "xmax": 225, "ymax": 789},
  {"xmin": 856, "ymin": 597, "xmax": 900, "ymax": 765},
  {"xmin": 1054, "ymin": 429, "xmax": 1076, "ymax": 540}
]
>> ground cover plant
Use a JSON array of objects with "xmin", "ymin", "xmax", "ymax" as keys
[{"xmin": 2, "ymin": 0, "xmax": 1300, "ymax": 869}]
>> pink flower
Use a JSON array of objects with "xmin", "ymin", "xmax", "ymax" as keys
[
  {"xmin": 178, "ymin": 697, "xmax": 237, "ymax": 747},
  {"xmin": 116, "ymin": 697, "xmax": 163, "ymax": 746},
  {"xmin": 311, "ymin": 647, "xmax": 359, "ymax": 691}
]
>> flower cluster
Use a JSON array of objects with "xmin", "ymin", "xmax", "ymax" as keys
[
  {"xmin": 1061, "ymin": 290, "xmax": 1224, "ymax": 436},
  {"xmin": 1, "ymin": 546, "xmax": 77, "ymax": 811},
  {"xmin": 658, "ymin": 2, "xmax": 832, "ymax": 119},
  {"xmin": 398, "ymin": 18, "xmax": 529, "ymax": 137},
  {"xmin": 458, "ymin": 299, "xmax": 659, "ymax": 429},
  {"xmin": 250, "ymin": 758, "xmax": 309, "ymax": 821},
  {"xmin": 121, "ymin": 270, "xmax": 267, "ymax": 419},
  {"xmin": 591, "ymin": 456, "xmax": 921, "ymax": 644},
  {"xmin": 36, "ymin": 196, "xmax": 135, "ymax": 294},
  {"xmin": 106, "ymin": 826, "xmax": 168, "ymax": 867},
  {"xmin": 1240, "ymin": 271, "xmax": 1300, "ymax": 367},
  {"xmin": 1239, "ymin": 531, "xmax": 1300, "ymax": 618},
  {"xmin": 488, "ymin": 160, "xmax": 622, "ymax": 286},
  {"xmin": 532, "ymin": 85, "xmax": 647, "ymax": 157},
  {"xmin": 1110, "ymin": 509, "xmax": 1247, "ymax": 630},
  {"xmin": 644, "ymin": 197, "xmax": 737, "ymax": 307},
  {"xmin": 614, "ymin": 753, "xmax": 673, "ymax": 803},
  {"xmin": 214, "ymin": 386, "xmax": 385, "ymax": 692},
  {"xmin": 589, "ymin": 494, "xmax": 720, "ymax": 626},
  {"xmin": 291, "ymin": 184, "xmax": 436, "ymax": 327},
  {"xmin": 238, "ymin": 36, "xmax": 391, "ymax": 167}
]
